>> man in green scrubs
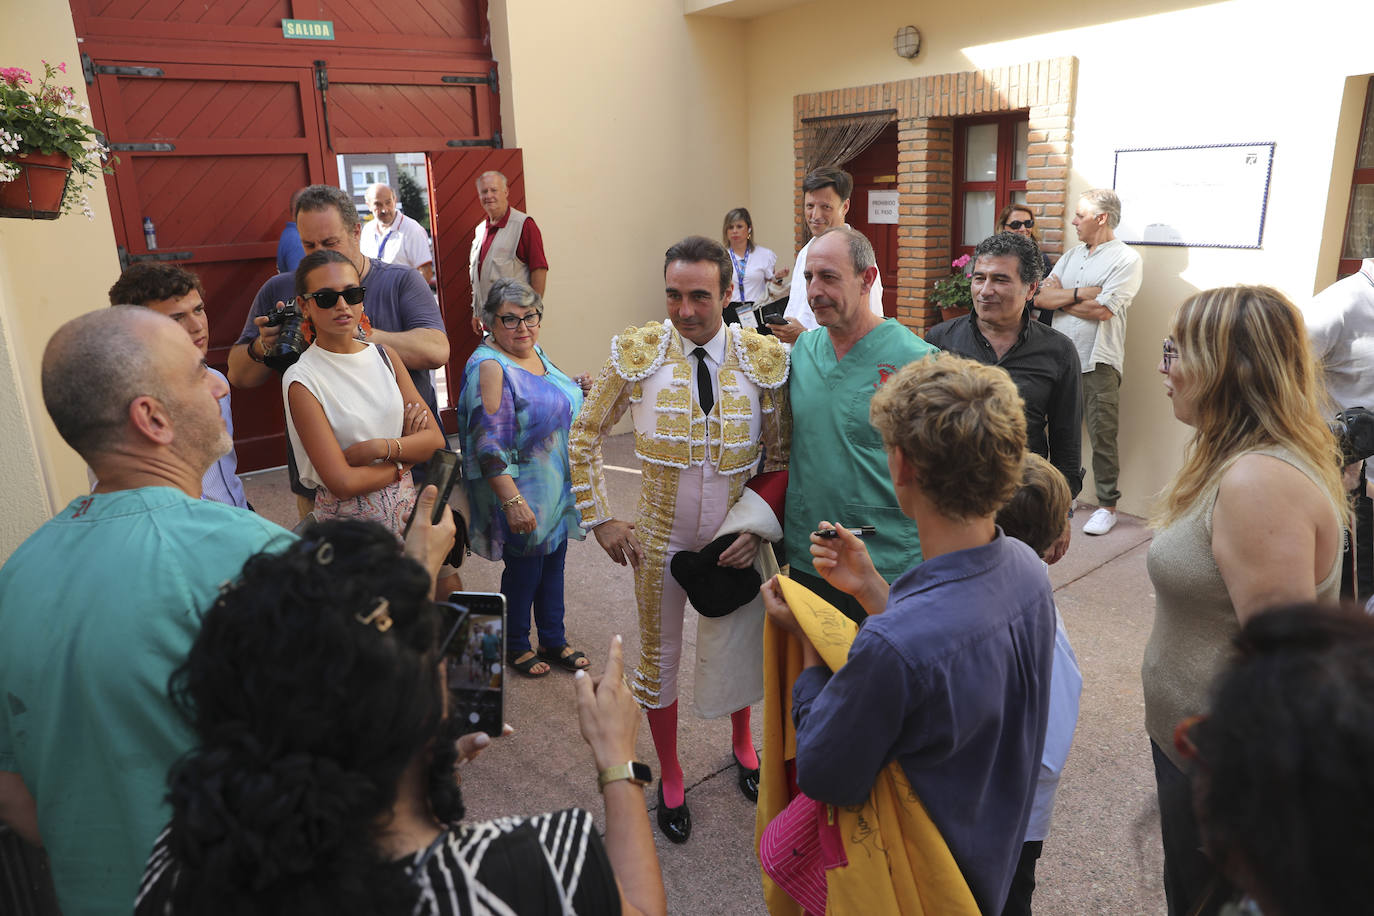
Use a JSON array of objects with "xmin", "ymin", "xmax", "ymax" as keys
[{"xmin": 784, "ymin": 227, "xmax": 938, "ymax": 622}]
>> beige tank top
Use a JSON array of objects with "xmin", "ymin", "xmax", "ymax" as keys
[{"xmin": 1141, "ymin": 445, "xmax": 1342, "ymax": 768}]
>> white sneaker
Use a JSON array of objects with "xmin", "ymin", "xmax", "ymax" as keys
[{"xmin": 1083, "ymin": 507, "xmax": 1118, "ymax": 535}]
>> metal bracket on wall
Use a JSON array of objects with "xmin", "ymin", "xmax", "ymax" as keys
[
  {"xmin": 118, "ymin": 246, "xmax": 194, "ymax": 270},
  {"xmin": 109, "ymin": 142, "xmax": 175, "ymax": 152},
  {"xmin": 446, "ymin": 133, "xmax": 500, "ymax": 148},
  {"xmin": 315, "ymin": 60, "xmax": 333, "ymax": 151},
  {"xmin": 82, "ymin": 55, "xmax": 165, "ymax": 84}
]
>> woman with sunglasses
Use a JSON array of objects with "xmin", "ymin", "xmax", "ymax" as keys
[
  {"xmin": 996, "ymin": 203, "xmax": 1054, "ymax": 282},
  {"xmin": 134, "ymin": 518, "xmax": 667, "ymax": 915},
  {"xmin": 458, "ymin": 278, "xmax": 592, "ymax": 678},
  {"xmin": 283, "ymin": 250, "xmax": 445, "ymax": 534},
  {"xmin": 1141, "ymin": 285, "xmax": 1347, "ymax": 916}
]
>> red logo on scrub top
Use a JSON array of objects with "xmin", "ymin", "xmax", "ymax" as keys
[{"xmin": 874, "ymin": 363, "xmax": 899, "ymax": 389}]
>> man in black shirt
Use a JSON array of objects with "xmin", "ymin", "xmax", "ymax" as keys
[{"xmin": 926, "ymin": 232, "xmax": 1082, "ymax": 561}]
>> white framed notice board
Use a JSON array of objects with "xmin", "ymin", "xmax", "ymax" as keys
[{"xmin": 1112, "ymin": 142, "xmax": 1275, "ymax": 248}]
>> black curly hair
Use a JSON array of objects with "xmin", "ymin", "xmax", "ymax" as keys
[
  {"xmin": 1191, "ymin": 604, "xmax": 1374, "ymax": 915},
  {"xmin": 162, "ymin": 519, "xmax": 463, "ymax": 914}
]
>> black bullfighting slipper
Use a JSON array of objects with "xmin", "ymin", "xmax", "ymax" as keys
[
  {"xmin": 656, "ymin": 782, "xmax": 692, "ymax": 844},
  {"xmin": 735, "ymin": 755, "xmax": 760, "ymax": 805}
]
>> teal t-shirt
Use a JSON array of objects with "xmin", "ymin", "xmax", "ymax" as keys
[
  {"xmin": 0, "ymin": 487, "xmax": 292, "ymax": 916},
  {"xmin": 785, "ymin": 320, "xmax": 938, "ymax": 581}
]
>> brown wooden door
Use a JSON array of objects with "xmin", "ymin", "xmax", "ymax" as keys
[
  {"xmin": 845, "ymin": 124, "xmax": 899, "ymax": 317},
  {"xmin": 427, "ymin": 148, "xmax": 528, "ymax": 404}
]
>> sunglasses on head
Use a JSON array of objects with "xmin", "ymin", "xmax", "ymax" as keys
[
  {"xmin": 1006, "ymin": 218, "xmax": 1035, "ymax": 230},
  {"xmin": 303, "ymin": 286, "xmax": 366, "ymax": 309}
]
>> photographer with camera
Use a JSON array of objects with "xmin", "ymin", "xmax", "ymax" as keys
[
  {"xmin": 229, "ymin": 184, "xmax": 448, "ymax": 516},
  {"xmin": 1305, "ymin": 260, "xmax": 1374, "ymax": 603}
]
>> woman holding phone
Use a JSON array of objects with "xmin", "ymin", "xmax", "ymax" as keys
[
  {"xmin": 283, "ymin": 250, "xmax": 445, "ymax": 534},
  {"xmin": 135, "ymin": 519, "xmax": 667, "ymax": 916},
  {"xmin": 459, "ymin": 278, "xmax": 590, "ymax": 678}
]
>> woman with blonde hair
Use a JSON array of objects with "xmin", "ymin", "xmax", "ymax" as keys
[{"xmin": 1141, "ymin": 284, "xmax": 1348, "ymax": 916}]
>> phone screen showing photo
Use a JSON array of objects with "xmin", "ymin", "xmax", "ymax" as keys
[{"xmin": 443, "ymin": 591, "xmax": 505, "ymax": 737}]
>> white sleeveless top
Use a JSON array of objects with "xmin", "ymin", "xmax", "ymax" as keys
[{"xmin": 282, "ymin": 342, "xmax": 403, "ymax": 491}]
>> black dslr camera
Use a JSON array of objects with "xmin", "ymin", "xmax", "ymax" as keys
[
  {"xmin": 1333, "ymin": 407, "xmax": 1374, "ymax": 467},
  {"xmin": 261, "ymin": 302, "xmax": 308, "ymax": 371}
]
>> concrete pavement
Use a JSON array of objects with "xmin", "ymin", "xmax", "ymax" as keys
[{"xmin": 242, "ymin": 434, "xmax": 1167, "ymax": 914}]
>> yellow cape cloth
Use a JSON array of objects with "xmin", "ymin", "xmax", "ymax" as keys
[{"xmin": 754, "ymin": 576, "xmax": 980, "ymax": 916}]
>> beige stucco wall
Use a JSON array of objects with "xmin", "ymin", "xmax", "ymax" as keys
[
  {"xmin": 488, "ymin": 0, "xmax": 750, "ymax": 382},
  {"xmin": 0, "ymin": 0, "xmax": 122, "ymax": 561},
  {"xmin": 731, "ymin": 0, "xmax": 1373, "ymax": 517}
]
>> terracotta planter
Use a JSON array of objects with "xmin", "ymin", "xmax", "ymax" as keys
[
  {"xmin": 939, "ymin": 305, "xmax": 971, "ymax": 322},
  {"xmin": 0, "ymin": 151, "xmax": 73, "ymax": 220}
]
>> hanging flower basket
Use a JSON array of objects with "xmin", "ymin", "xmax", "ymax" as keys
[
  {"xmin": 1, "ymin": 61, "xmax": 114, "ymax": 220},
  {"xmin": 0, "ymin": 151, "xmax": 72, "ymax": 219}
]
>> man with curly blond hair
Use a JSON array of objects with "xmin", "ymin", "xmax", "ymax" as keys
[{"xmin": 762, "ymin": 353, "xmax": 1057, "ymax": 915}]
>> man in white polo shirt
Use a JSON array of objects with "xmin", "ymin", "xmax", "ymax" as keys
[
  {"xmin": 1037, "ymin": 188, "xmax": 1142, "ymax": 535},
  {"xmin": 361, "ymin": 182, "xmax": 434, "ymax": 287},
  {"xmin": 772, "ymin": 166, "xmax": 884, "ymax": 345}
]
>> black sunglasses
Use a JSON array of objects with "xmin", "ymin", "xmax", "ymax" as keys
[
  {"xmin": 1006, "ymin": 218, "xmax": 1035, "ymax": 230},
  {"xmin": 303, "ymin": 286, "xmax": 366, "ymax": 309}
]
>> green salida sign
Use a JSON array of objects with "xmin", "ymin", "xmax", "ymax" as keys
[{"xmin": 282, "ymin": 19, "xmax": 335, "ymax": 40}]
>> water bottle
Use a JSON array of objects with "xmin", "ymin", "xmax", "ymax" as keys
[{"xmin": 143, "ymin": 217, "xmax": 157, "ymax": 250}]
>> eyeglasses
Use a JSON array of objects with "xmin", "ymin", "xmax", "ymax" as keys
[
  {"xmin": 435, "ymin": 600, "xmax": 470, "ymax": 656},
  {"xmin": 303, "ymin": 286, "xmax": 366, "ymax": 309},
  {"xmin": 1005, "ymin": 218, "xmax": 1035, "ymax": 230},
  {"xmin": 1162, "ymin": 337, "xmax": 1180, "ymax": 371},
  {"xmin": 495, "ymin": 312, "xmax": 542, "ymax": 330}
]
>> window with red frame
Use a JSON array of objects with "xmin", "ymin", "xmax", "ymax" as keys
[
  {"xmin": 1339, "ymin": 77, "xmax": 1374, "ymax": 279},
  {"xmin": 952, "ymin": 113, "xmax": 1030, "ymax": 260}
]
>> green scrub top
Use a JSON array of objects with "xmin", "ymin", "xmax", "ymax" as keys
[{"xmin": 785, "ymin": 320, "xmax": 938, "ymax": 581}]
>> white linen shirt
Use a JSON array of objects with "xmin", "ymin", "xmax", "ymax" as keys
[
  {"xmin": 1303, "ymin": 258, "xmax": 1374, "ymax": 410},
  {"xmin": 1049, "ymin": 238, "xmax": 1142, "ymax": 375}
]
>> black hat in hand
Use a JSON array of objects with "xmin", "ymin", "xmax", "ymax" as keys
[{"xmin": 670, "ymin": 534, "xmax": 762, "ymax": 619}]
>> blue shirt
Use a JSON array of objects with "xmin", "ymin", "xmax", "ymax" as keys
[
  {"xmin": 276, "ymin": 221, "xmax": 304, "ymax": 273},
  {"xmin": 204, "ymin": 367, "xmax": 248, "ymax": 507},
  {"xmin": 792, "ymin": 531, "xmax": 1056, "ymax": 915},
  {"xmin": 0, "ymin": 488, "xmax": 292, "ymax": 916}
]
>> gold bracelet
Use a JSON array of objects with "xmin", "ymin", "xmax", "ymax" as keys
[
  {"xmin": 500, "ymin": 493, "xmax": 525, "ymax": 510},
  {"xmin": 395, "ymin": 438, "xmax": 403, "ymax": 459}
]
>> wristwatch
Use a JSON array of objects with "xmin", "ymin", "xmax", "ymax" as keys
[{"xmin": 597, "ymin": 761, "xmax": 652, "ymax": 792}]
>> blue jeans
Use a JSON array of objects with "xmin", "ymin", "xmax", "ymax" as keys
[{"xmin": 501, "ymin": 541, "xmax": 568, "ymax": 656}]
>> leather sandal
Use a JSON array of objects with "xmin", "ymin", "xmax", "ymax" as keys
[
  {"xmin": 537, "ymin": 644, "xmax": 590, "ymax": 673},
  {"xmin": 507, "ymin": 650, "xmax": 550, "ymax": 678}
]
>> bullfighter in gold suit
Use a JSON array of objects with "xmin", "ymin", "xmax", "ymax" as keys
[{"xmin": 569, "ymin": 236, "xmax": 790, "ymax": 844}]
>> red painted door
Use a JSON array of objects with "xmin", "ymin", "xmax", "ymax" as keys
[
  {"xmin": 427, "ymin": 148, "xmax": 528, "ymax": 403},
  {"xmin": 83, "ymin": 60, "xmax": 328, "ymax": 471},
  {"xmin": 72, "ymin": 0, "xmax": 503, "ymax": 471},
  {"xmin": 845, "ymin": 123, "xmax": 899, "ymax": 317}
]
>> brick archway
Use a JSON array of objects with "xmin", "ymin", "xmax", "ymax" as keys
[{"xmin": 795, "ymin": 57, "xmax": 1077, "ymax": 332}]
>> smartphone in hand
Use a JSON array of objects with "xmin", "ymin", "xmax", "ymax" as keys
[
  {"xmin": 403, "ymin": 448, "xmax": 461, "ymax": 538},
  {"xmin": 441, "ymin": 591, "xmax": 507, "ymax": 737}
]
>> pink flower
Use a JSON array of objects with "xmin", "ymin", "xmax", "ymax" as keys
[
  {"xmin": 952, "ymin": 254, "xmax": 971, "ymax": 269},
  {"xmin": 1, "ymin": 67, "xmax": 33, "ymax": 87},
  {"xmin": 57, "ymin": 62, "xmax": 67, "ymax": 74}
]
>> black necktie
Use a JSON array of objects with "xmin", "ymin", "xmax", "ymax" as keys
[{"xmin": 692, "ymin": 347, "xmax": 714, "ymax": 415}]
